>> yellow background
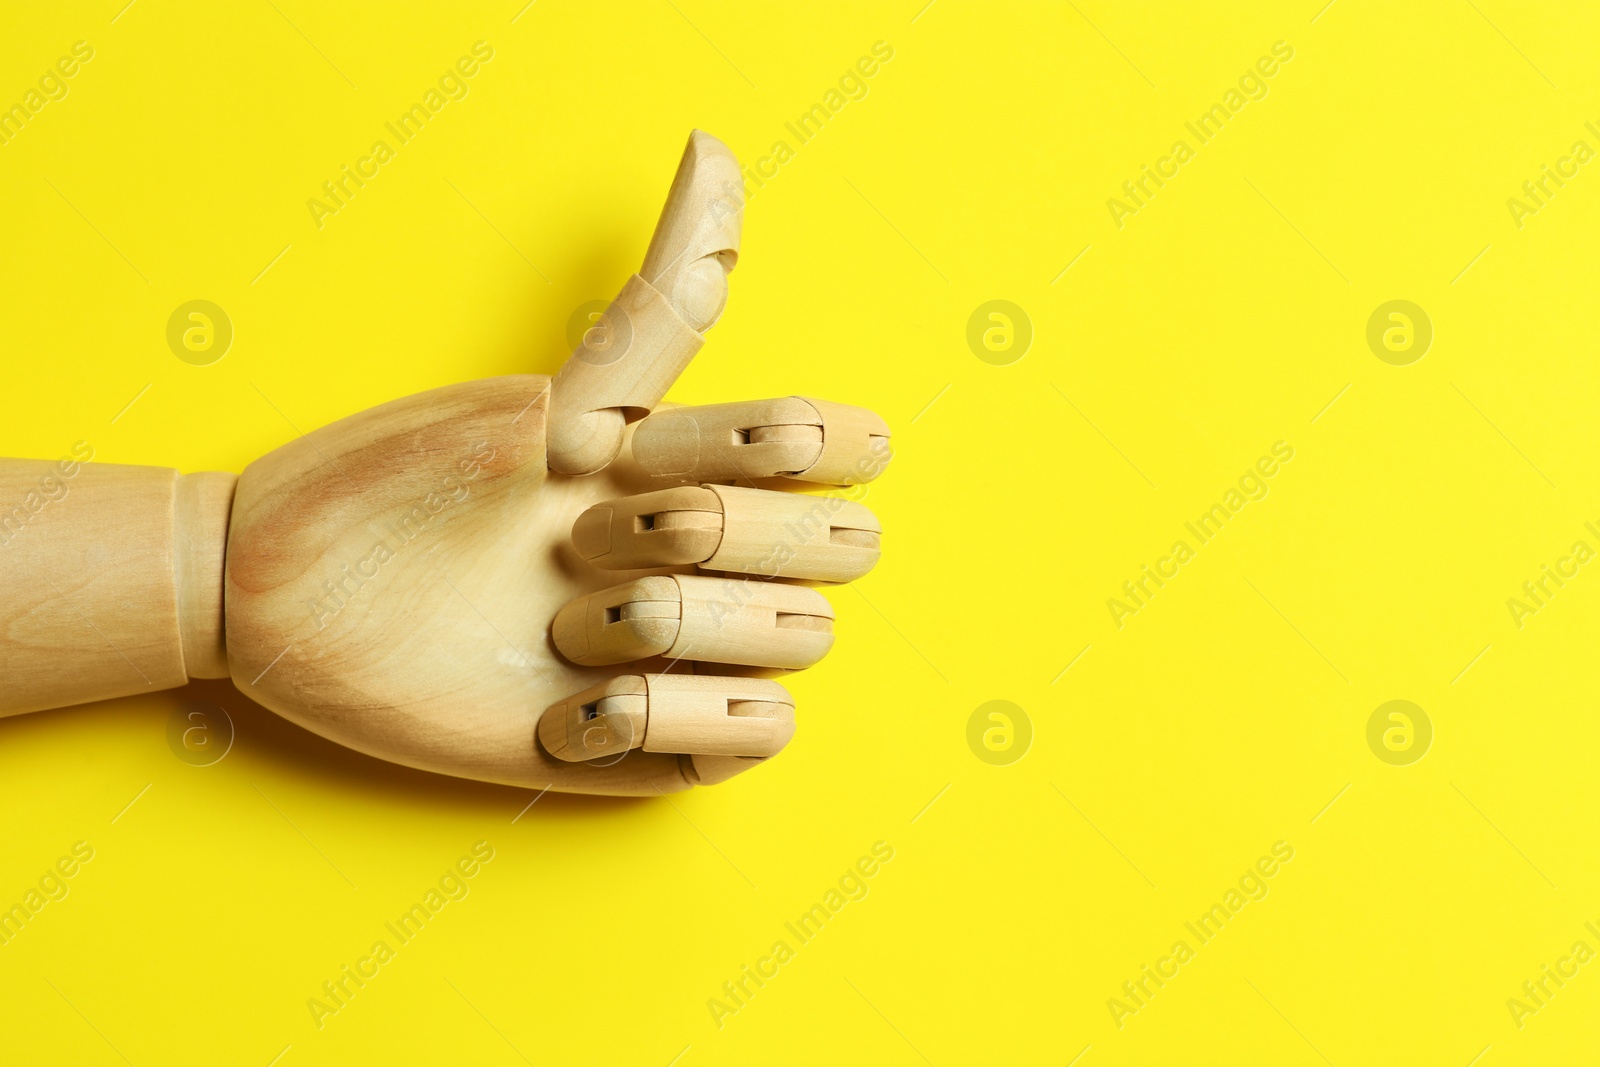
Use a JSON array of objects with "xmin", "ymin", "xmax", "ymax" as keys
[{"xmin": 2, "ymin": 0, "xmax": 1598, "ymax": 1063}]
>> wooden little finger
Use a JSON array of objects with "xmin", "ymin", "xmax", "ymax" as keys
[{"xmin": 538, "ymin": 674, "xmax": 795, "ymax": 762}]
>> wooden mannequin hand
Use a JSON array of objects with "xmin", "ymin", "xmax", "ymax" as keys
[{"xmin": 221, "ymin": 132, "xmax": 892, "ymax": 796}]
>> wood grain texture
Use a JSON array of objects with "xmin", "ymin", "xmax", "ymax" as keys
[
  {"xmin": 537, "ymin": 672, "xmax": 793, "ymax": 763},
  {"xmin": 0, "ymin": 457, "xmax": 233, "ymax": 714},
  {"xmin": 632, "ymin": 396, "xmax": 891, "ymax": 484},
  {"xmin": 223, "ymin": 374, "xmax": 699, "ymax": 795},
  {"xmin": 175, "ymin": 470, "xmax": 236, "ymax": 679},
  {"xmin": 551, "ymin": 573, "xmax": 833, "ymax": 668}
]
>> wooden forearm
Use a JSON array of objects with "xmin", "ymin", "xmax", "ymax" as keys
[{"xmin": 0, "ymin": 458, "xmax": 234, "ymax": 716}]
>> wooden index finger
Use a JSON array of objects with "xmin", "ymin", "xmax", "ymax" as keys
[{"xmin": 632, "ymin": 397, "xmax": 891, "ymax": 485}]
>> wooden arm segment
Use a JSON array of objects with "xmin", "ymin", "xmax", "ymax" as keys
[{"xmin": 0, "ymin": 458, "xmax": 234, "ymax": 717}]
